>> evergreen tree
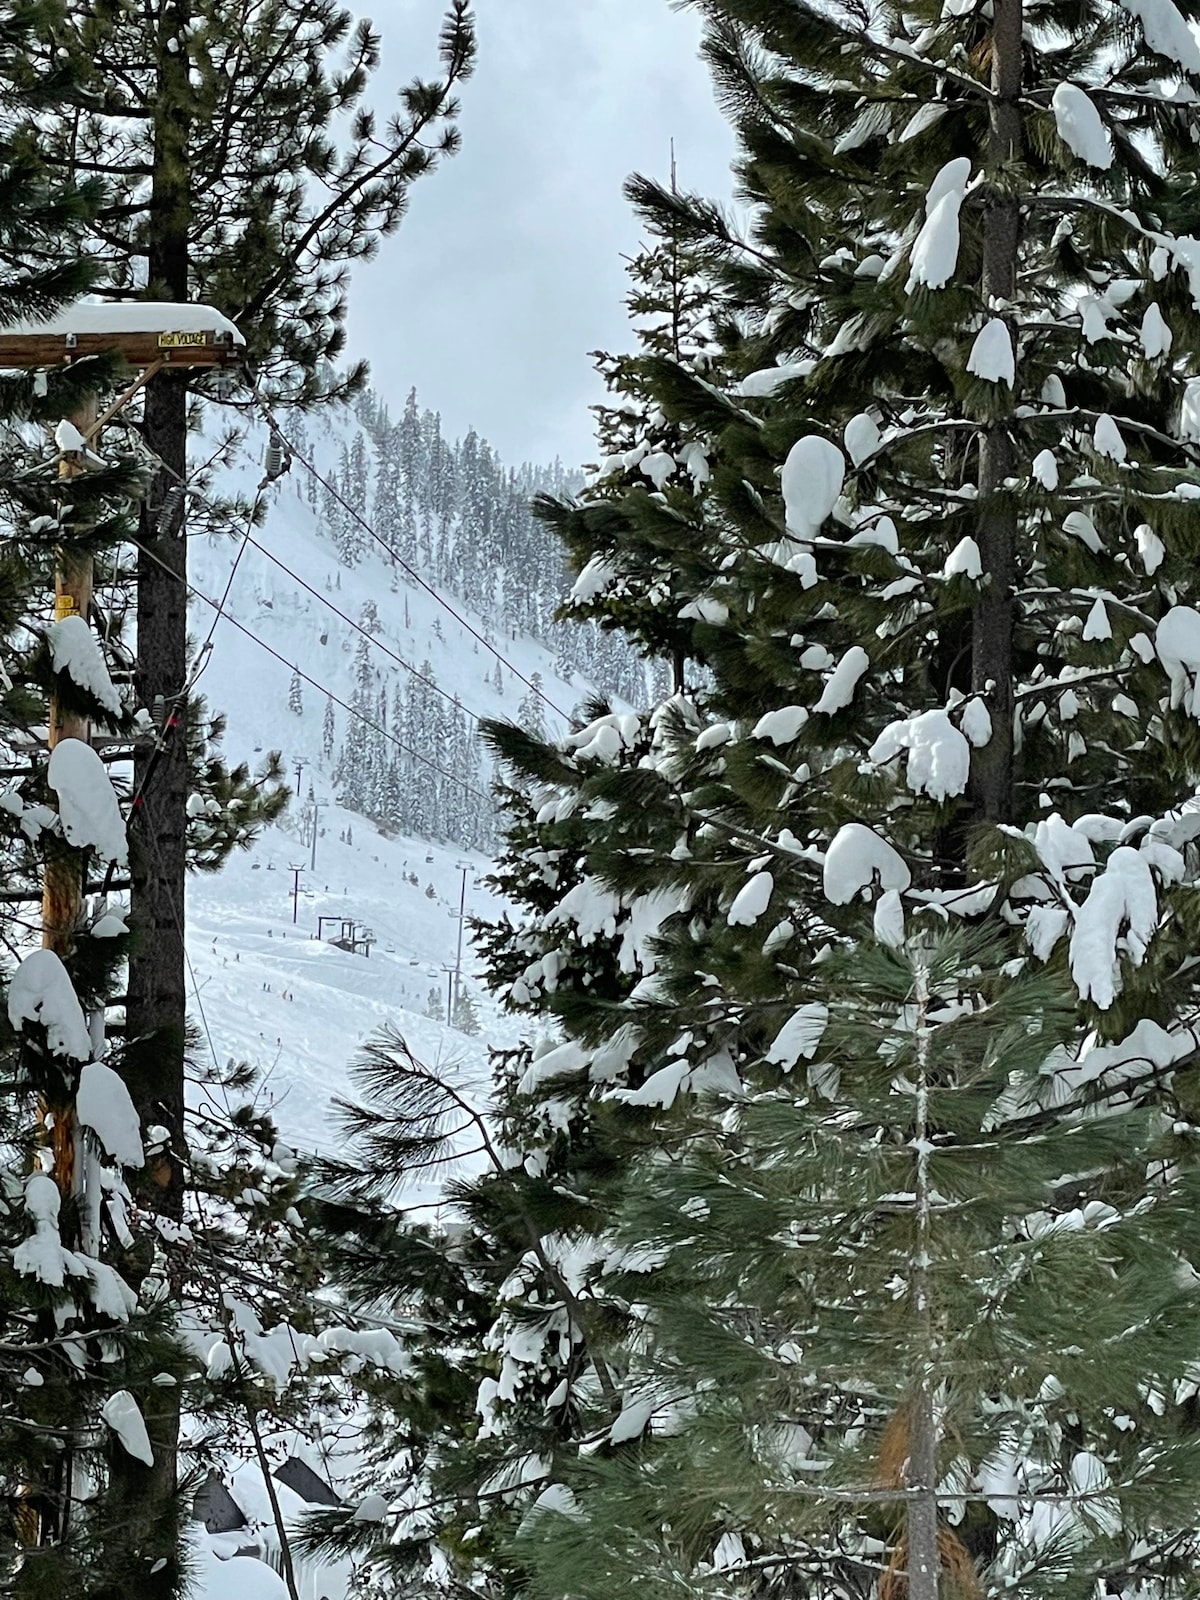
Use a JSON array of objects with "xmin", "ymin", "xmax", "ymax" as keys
[
  {"xmin": 323, "ymin": 693, "xmax": 336, "ymax": 759},
  {"xmin": 309, "ymin": 2, "xmax": 1200, "ymax": 1597},
  {"xmin": 0, "ymin": 17, "xmax": 190, "ymax": 1586},
  {"xmin": 21, "ymin": 29, "xmax": 480, "ymax": 1542},
  {"xmin": 462, "ymin": 0, "xmax": 1200, "ymax": 1597},
  {"xmin": 517, "ymin": 671, "xmax": 547, "ymax": 738},
  {"xmin": 288, "ymin": 665, "xmax": 303, "ymax": 715}
]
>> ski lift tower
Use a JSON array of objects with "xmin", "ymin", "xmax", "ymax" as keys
[{"xmin": 0, "ymin": 301, "xmax": 244, "ymax": 1190}]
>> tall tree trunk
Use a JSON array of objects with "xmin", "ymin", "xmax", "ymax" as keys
[
  {"xmin": 905, "ymin": 956, "xmax": 940, "ymax": 1600},
  {"xmin": 112, "ymin": 0, "xmax": 192, "ymax": 1590},
  {"xmin": 971, "ymin": 0, "xmax": 1023, "ymax": 825}
]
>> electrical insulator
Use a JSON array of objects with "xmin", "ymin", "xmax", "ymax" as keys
[
  {"xmin": 156, "ymin": 484, "xmax": 186, "ymax": 533},
  {"xmin": 260, "ymin": 430, "xmax": 291, "ymax": 490}
]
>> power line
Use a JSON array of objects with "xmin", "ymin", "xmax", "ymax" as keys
[
  {"xmin": 121, "ymin": 479, "xmax": 266, "ymax": 845},
  {"xmin": 237, "ymin": 526, "xmax": 491, "ymax": 726},
  {"xmin": 192, "ymin": 479, "xmax": 265, "ymax": 689},
  {"xmin": 120, "ymin": 423, "xmax": 515, "ymax": 730},
  {"xmin": 253, "ymin": 400, "xmax": 571, "ymax": 721},
  {"xmin": 129, "ymin": 533, "xmax": 494, "ymax": 805}
]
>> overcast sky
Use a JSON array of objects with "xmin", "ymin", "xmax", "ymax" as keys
[{"xmin": 343, "ymin": 0, "xmax": 737, "ymax": 470}]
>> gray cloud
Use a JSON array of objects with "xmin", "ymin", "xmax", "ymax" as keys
[{"xmin": 345, "ymin": 0, "xmax": 736, "ymax": 468}]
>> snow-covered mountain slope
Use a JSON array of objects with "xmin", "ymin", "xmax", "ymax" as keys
[
  {"xmin": 188, "ymin": 812, "xmax": 500, "ymax": 1164},
  {"xmin": 185, "ymin": 396, "xmax": 583, "ymax": 1156}
]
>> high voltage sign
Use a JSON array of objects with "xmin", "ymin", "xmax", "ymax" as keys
[{"xmin": 157, "ymin": 330, "xmax": 209, "ymax": 348}]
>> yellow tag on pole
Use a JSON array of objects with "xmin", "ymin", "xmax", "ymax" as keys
[{"xmin": 54, "ymin": 595, "xmax": 77, "ymax": 619}]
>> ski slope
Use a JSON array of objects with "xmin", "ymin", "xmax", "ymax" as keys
[{"xmin": 187, "ymin": 408, "xmax": 582, "ymax": 1158}]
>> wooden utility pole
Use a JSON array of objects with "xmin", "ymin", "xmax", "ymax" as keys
[
  {"xmin": 0, "ymin": 303, "xmax": 242, "ymax": 1588},
  {"xmin": 43, "ymin": 393, "xmax": 98, "ymax": 1199}
]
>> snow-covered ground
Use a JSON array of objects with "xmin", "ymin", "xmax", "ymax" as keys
[{"xmin": 188, "ymin": 809, "xmax": 502, "ymax": 1162}]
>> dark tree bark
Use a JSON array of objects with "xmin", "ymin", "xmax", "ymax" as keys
[
  {"xmin": 971, "ymin": 0, "xmax": 1023, "ymax": 826},
  {"xmin": 111, "ymin": 2, "xmax": 191, "ymax": 1590}
]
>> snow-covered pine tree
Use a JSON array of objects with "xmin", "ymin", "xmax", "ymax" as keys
[
  {"xmin": 517, "ymin": 672, "xmax": 547, "ymax": 738},
  {"xmin": 288, "ymin": 666, "xmax": 303, "ymax": 715},
  {"xmin": 534, "ymin": 177, "xmax": 723, "ymax": 691},
  {"xmin": 299, "ymin": 213, "xmax": 756, "ymax": 1600},
  {"xmin": 0, "ymin": 21, "xmax": 189, "ymax": 1585},
  {"xmin": 313, "ymin": 208, "xmax": 753, "ymax": 1599},
  {"xmin": 323, "ymin": 694, "xmax": 336, "ymax": 760},
  {"xmin": 490, "ymin": 0, "xmax": 1200, "ymax": 1597}
]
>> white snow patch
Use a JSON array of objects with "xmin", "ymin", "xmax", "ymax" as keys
[
  {"xmin": 13, "ymin": 1174, "xmax": 63, "ymax": 1282},
  {"xmin": 1026, "ymin": 904, "xmax": 1069, "ymax": 961},
  {"xmin": 1069, "ymin": 845, "xmax": 1158, "ymax": 1009},
  {"xmin": 943, "ymin": 535, "xmax": 982, "ymax": 579},
  {"xmin": 54, "ymin": 419, "xmax": 88, "ymax": 454},
  {"xmin": 1135, "ymin": 524, "xmax": 1165, "ymax": 574},
  {"xmin": 873, "ymin": 888, "xmax": 906, "ymax": 948},
  {"xmin": 610, "ymin": 1395, "xmax": 655, "ymax": 1443},
  {"xmin": 1051, "ymin": 82, "xmax": 1113, "ymax": 168},
  {"xmin": 352, "ymin": 1494, "xmax": 389, "ymax": 1523},
  {"xmin": 1062, "ymin": 511, "xmax": 1103, "ymax": 553},
  {"xmin": 10, "ymin": 300, "xmax": 244, "ymax": 344},
  {"xmin": 48, "ymin": 615, "xmax": 123, "ymax": 717},
  {"xmin": 640, "ymin": 451, "xmax": 676, "ymax": 491},
  {"xmin": 101, "ymin": 1390, "xmax": 154, "ymax": 1466},
  {"xmin": 961, "ymin": 698, "xmax": 992, "ymax": 747},
  {"xmin": 570, "ymin": 556, "xmax": 616, "ymax": 604},
  {"xmin": 1116, "ymin": 0, "xmax": 1200, "ymax": 73},
  {"xmin": 738, "ymin": 363, "xmax": 813, "ymax": 397},
  {"xmin": 781, "ymin": 435, "xmax": 845, "ymax": 540},
  {"xmin": 1181, "ymin": 377, "xmax": 1200, "ymax": 441},
  {"xmin": 47, "ymin": 739, "xmax": 127, "ymax": 864},
  {"xmin": 823, "ymin": 823, "xmax": 911, "ymax": 905},
  {"xmin": 8, "ymin": 948, "xmax": 91, "ymax": 1059},
  {"xmin": 752, "ymin": 706, "xmax": 808, "ymax": 744},
  {"xmin": 1032, "ymin": 449, "xmax": 1059, "ymax": 490},
  {"xmin": 713, "ymin": 1532, "xmax": 747, "ymax": 1570},
  {"xmin": 1082, "ymin": 598, "xmax": 1112, "ymax": 641},
  {"xmin": 728, "ymin": 871, "xmax": 774, "ymax": 927},
  {"xmin": 1141, "ymin": 302, "xmax": 1173, "ymax": 358},
  {"xmin": 869, "ymin": 708, "xmax": 971, "ymax": 800},
  {"xmin": 1156, "ymin": 605, "xmax": 1200, "ymax": 713},
  {"xmin": 765, "ymin": 1005, "xmax": 829, "ymax": 1070},
  {"xmin": 966, "ymin": 318, "xmax": 1015, "ymax": 385},
  {"xmin": 907, "ymin": 158, "xmax": 972, "ymax": 291},
  {"xmin": 814, "ymin": 646, "xmax": 869, "ymax": 715},
  {"xmin": 844, "ymin": 412, "xmax": 880, "ymax": 465},
  {"xmin": 77, "ymin": 1061, "xmax": 144, "ymax": 1168},
  {"xmin": 1035, "ymin": 813, "xmax": 1096, "ymax": 884},
  {"xmin": 1092, "ymin": 414, "xmax": 1126, "ymax": 462},
  {"xmin": 898, "ymin": 103, "xmax": 946, "ymax": 142},
  {"xmin": 616, "ymin": 1060, "xmax": 689, "ymax": 1109}
]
